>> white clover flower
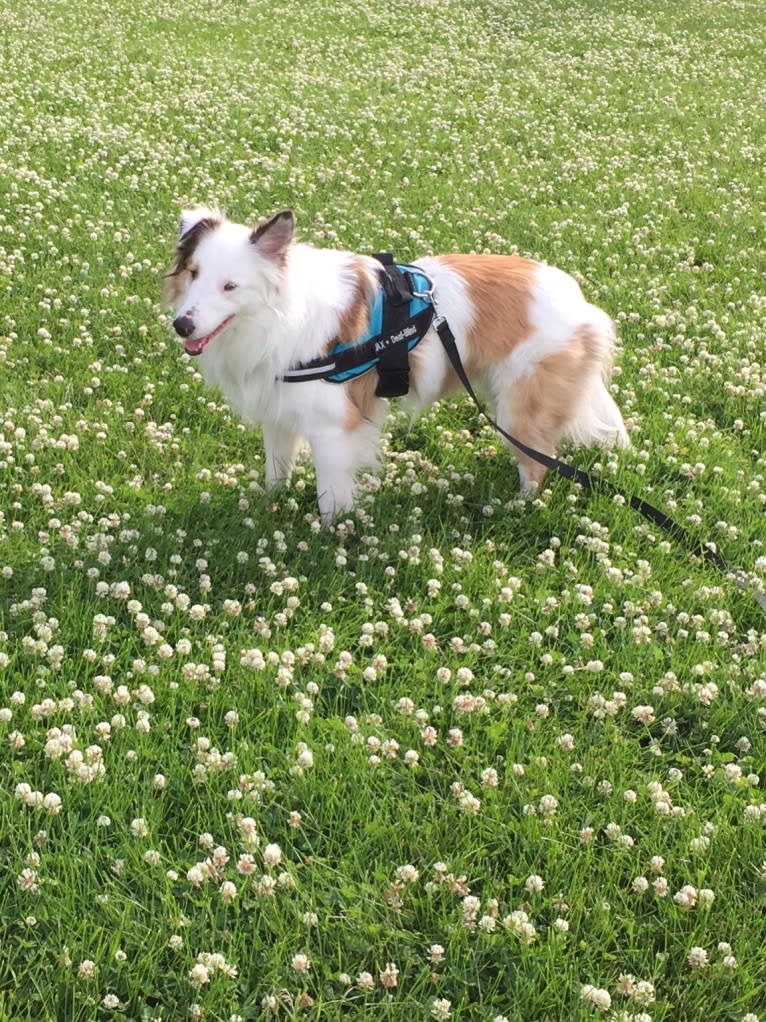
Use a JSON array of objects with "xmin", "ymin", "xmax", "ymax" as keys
[
  {"xmin": 539, "ymin": 794, "xmax": 558, "ymax": 816},
  {"xmin": 77, "ymin": 960, "xmax": 96, "ymax": 979},
  {"xmin": 395, "ymin": 863, "xmax": 419, "ymax": 884},
  {"xmin": 525, "ymin": 874, "xmax": 544, "ymax": 894},
  {"xmin": 188, "ymin": 963, "xmax": 210, "ymax": 986},
  {"xmin": 263, "ymin": 843, "xmax": 282, "ymax": 868},
  {"xmin": 379, "ymin": 962, "xmax": 399, "ymax": 988},
  {"xmin": 631, "ymin": 704, "xmax": 655, "ymax": 724},
  {"xmin": 186, "ymin": 865, "xmax": 206, "ymax": 887},
  {"xmin": 17, "ymin": 868, "xmax": 39, "ymax": 893},
  {"xmin": 630, "ymin": 979, "xmax": 655, "ymax": 1006},
  {"xmin": 295, "ymin": 742, "xmax": 314, "ymax": 770},
  {"xmin": 673, "ymin": 884, "xmax": 697, "ymax": 908},
  {"xmin": 291, "ymin": 953, "xmax": 310, "ymax": 973},
  {"xmin": 219, "ymin": 881, "xmax": 237, "ymax": 902},
  {"xmin": 687, "ymin": 946, "xmax": 708, "ymax": 968},
  {"xmin": 580, "ymin": 984, "xmax": 611, "ymax": 1011},
  {"xmin": 653, "ymin": 876, "xmax": 670, "ymax": 897}
]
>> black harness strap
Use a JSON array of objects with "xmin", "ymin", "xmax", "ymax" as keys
[
  {"xmin": 433, "ymin": 316, "xmax": 766, "ymax": 613},
  {"xmin": 373, "ymin": 252, "xmax": 415, "ymax": 303},
  {"xmin": 373, "ymin": 254, "xmax": 415, "ymax": 398}
]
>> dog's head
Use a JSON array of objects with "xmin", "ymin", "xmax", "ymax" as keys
[{"xmin": 163, "ymin": 207, "xmax": 295, "ymax": 356}]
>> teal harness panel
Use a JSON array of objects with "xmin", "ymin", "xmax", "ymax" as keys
[{"xmin": 325, "ymin": 265, "xmax": 433, "ymax": 382}]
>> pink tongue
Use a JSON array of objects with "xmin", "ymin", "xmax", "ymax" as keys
[{"xmin": 184, "ymin": 336, "xmax": 207, "ymax": 356}]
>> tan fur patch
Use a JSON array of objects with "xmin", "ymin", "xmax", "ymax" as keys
[
  {"xmin": 439, "ymin": 254, "xmax": 538, "ymax": 373},
  {"xmin": 333, "ymin": 258, "xmax": 377, "ymax": 349},
  {"xmin": 345, "ymin": 372, "xmax": 382, "ymax": 431},
  {"xmin": 331, "ymin": 259, "xmax": 385, "ymax": 432}
]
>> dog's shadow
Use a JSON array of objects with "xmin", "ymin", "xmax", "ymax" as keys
[{"xmin": 127, "ymin": 456, "xmax": 569, "ymax": 608}]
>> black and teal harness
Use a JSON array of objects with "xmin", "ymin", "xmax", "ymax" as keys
[{"xmin": 278, "ymin": 254, "xmax": 435, "ymax": 398}]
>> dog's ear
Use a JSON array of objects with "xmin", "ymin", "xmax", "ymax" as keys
[
  {"xmin": 179, "ymin": 206, "xmax": 220, "ymax": 239},
  {"xmin": 249, "ymin": 211, "xmax": 295, "ymax": 261}
]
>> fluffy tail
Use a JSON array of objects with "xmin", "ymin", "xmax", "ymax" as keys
[{"xmin": 565, "ymin": 306, "xmax": 630, "ymax": 449}]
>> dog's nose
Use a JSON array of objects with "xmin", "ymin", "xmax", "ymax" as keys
[{"xmin": 173, "ymin": 315, "xmax": 195, "ymax": 338}]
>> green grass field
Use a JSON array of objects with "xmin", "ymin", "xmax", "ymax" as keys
[{"xmin": 2, "ymin": 0, "xmax": 766, "ymax": 1019}]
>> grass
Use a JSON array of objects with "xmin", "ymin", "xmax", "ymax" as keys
[{"xmin": 2, "ymin": 0, "xmax": 766, "ymax": 1019}]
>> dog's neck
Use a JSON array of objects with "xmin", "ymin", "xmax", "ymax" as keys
[{"xmin": 276, "ymin": 244, "xmax": 375, "ymax": 364}]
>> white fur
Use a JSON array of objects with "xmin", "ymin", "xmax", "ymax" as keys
[
  {"xmin": 508, "ymin": 265, "xmax": 593, "ymax": 379},
  {"xmin": 167, "ymin": 210, "xmax": 628, "ymax": 521},
  {"xmin": 563, "ymin": 307, "xmax": 628, "ymax": 449}
]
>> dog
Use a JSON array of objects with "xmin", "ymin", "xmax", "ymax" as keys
[{"xmin": 164, "ymin": 207, "xmax": 628, "ymax": 523}]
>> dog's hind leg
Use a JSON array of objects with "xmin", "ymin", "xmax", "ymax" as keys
[
  {"xmin": 495, "ymin": 393, "xmax": 562, "ymax": 497},
  {"xmin": 497, "ymin": 325, "xmax": 608, "ymax": 495}
]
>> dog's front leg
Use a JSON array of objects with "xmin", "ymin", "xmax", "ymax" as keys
[
  {"xmin": 309, "ymin": 431, "xmax": 358, "ymax": 525},
  {"xmin": 262, "ymin": 424, "xmax": 302, "ymax": 490}
]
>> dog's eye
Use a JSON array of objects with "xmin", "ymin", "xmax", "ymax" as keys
[
  {"xmin": 189, "ymin": 267, "xmax": 199, "ymax": 281},
  {"xmin": 223, "ymin": 282, "xmax": 238, "ymax": 292}
]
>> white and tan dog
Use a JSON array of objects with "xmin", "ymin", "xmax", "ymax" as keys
[{"xmin": 164, "ymin": 208, "xmax": 628, "ymax": 523}]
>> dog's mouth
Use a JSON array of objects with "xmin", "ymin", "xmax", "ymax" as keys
[{"xmin": 184, "ymin": 315, "xmax": 235, "ymax": 356}]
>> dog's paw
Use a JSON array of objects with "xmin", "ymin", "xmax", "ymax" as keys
[{"xmin": 517, "ymin": 465, "xmax": 541, "ymax": 498}]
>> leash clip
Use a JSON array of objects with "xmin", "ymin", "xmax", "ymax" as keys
[{"xmin": 412, "ymin": 285, "xmax": 440, "ymax": 316}]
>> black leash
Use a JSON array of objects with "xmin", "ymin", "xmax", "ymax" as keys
[{"xmin": 432, "ymin": 314, "xmax": 766, "ymax": 614}]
